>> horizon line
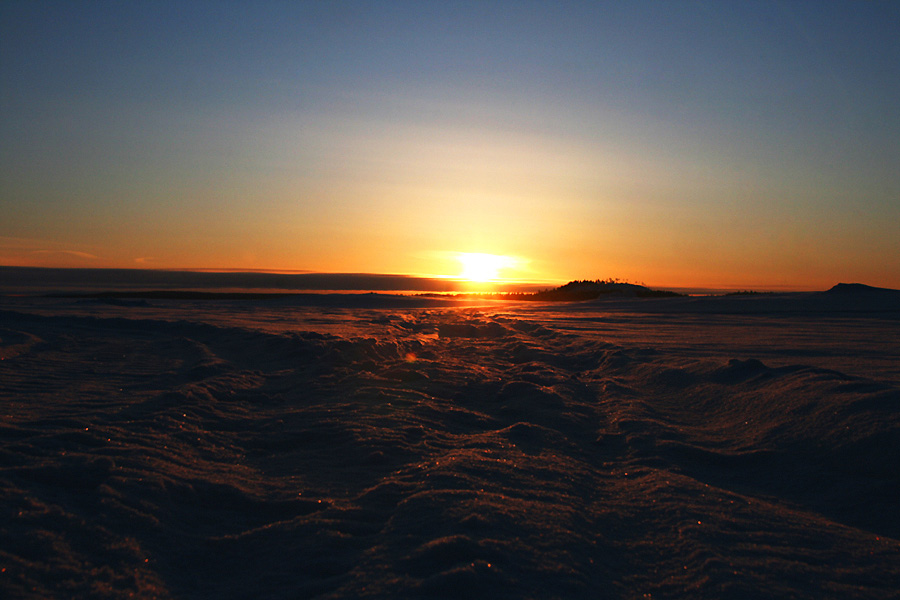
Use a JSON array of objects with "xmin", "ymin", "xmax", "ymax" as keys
[{"xmin": 0, "ymin": 264, "xmax": 876, "ymax": 293}]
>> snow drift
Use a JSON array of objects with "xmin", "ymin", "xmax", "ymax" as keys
[{"xmin": 1, "ymin": 292, "xmax": 898, "ymax": 599}]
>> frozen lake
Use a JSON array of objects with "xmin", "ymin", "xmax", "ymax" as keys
[{"xmin": 2, "ymin": 291, "xmax": 899, "ymax": 598}]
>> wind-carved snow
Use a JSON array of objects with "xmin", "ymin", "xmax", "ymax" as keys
[{"xmin": 1, "ymin": 297, "xmax": 899, "ymax": 599}]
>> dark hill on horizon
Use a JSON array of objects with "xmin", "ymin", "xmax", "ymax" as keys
[
  {"xmin": 824, "ymin": 282, "xmax": 900, "ymax": 294},
  {"xmin": 531, "ymin": 281, "xmax": 900, "ymax": 303},
  {"xmin": 527, "ymin": 279, "xmax": 682, "ymax": 301}
]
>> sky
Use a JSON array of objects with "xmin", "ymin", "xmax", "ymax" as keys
[{"xmin": 2, "ymin": 0, "xmax": 899, "ymax": 290}]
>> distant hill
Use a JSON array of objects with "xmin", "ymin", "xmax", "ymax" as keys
[
  {"xmin": 526, "ymin": 280, "xmax": 682, "ymax": 301},
  {"xmin": 824, "ymin": 283, "xmax": 899, "ymax": 294}
]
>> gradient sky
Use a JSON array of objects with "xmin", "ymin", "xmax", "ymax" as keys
[{"xmin": 2, "ymin": 1, "xmax": 899, "ymax": 289}]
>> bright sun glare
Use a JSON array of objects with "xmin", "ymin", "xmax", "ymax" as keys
[{"xmin": 457, "ymin": 253, "xmax": 514, "ymax": 282}]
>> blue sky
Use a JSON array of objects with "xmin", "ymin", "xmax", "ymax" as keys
[{"xmin": 2, "ymin": 1, "xmax": 898, "ymax": 288}]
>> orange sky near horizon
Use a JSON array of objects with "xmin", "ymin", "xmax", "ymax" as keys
[{"xmin": 2, "ymin": 2, "xmax": 899, "ymax": 292}]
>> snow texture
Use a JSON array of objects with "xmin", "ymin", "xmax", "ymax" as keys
[{"xmin": 1, "ymin": 291, "xmax": 899, "ymax": 599}]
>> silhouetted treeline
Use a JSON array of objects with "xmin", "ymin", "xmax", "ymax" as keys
[
  {"xmin": 526, "ymin": 279, "xmax": 681, "ymax": 301},
  {"xmin": 419, "ymin": 279, "xmax": 683, "ymax": 302},
  {"xmin": 723, "ymin": 290, "xmax": 772, "ymax": 296}
]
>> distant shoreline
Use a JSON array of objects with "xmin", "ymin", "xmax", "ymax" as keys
[
  {"xmin": 0, "ymin": 282, "xmax": 883, "ymax": 316},
  {"xmin": 2, "ymin": 266, "xmax": 898, "ymax": 299},
  {"xmin": 0, "ymin": 265, "xmax": 551, "ymax": 295}
]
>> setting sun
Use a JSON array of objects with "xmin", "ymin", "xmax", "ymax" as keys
[{"xmin": 456, "ymin": 252, "xmax": 515, "ymax": 282}]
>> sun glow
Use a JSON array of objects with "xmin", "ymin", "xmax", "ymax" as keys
[{"xmin": 456, "ymin": 252, "xmax": 515, "ymax": 282}]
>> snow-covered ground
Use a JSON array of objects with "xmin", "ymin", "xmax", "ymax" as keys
[{"xmin": 2, "ymin": 291, "xmax": 899, "ymax": 599}]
